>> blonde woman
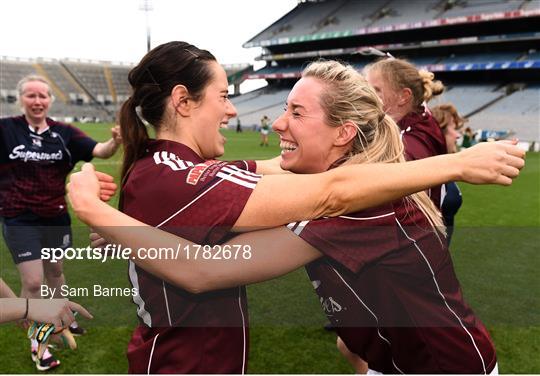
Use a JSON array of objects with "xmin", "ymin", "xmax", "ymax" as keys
[
  {"xmin": 364, "ymin": 58, "xmax": 447, "ymax": 207},
  {"xmin": 0, "ymin": 75, "xmax": 121, "ymax": 370},
  {"xmin": 68, "ymin": 60, "xmax": 521, "ymax": 373}
]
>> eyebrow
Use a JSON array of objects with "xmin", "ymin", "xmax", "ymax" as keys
[{"xmin": 287, "ymin": 101, "xmax": 307, "ymax": 111}]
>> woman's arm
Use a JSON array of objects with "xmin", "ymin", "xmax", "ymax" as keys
[
  {"xmin": 67, "ymin": 173, "xmax": 321, "ymax": 293},
  {"xmin": 92, "ymin": 125, "xmax": 122, "ymax": 158},
  {"xmin": 0, "ymin": 279, "xmax": 92, "ymax": 325},
  {"xmin": 232, "ymin": 141, "xmax": 525, "ymax": 229},
  {"xmin": 254, "ymin": 156, "xmax": 289, "ymax": 175}
]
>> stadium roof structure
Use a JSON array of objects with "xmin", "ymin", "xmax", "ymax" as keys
[{"xmin": 244, "ymin": 0, "xmax": 540, "ymax": 48}]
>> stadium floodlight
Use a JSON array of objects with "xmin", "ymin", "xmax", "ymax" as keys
[
  {"xmin": 357, "ymin": 47, "xmax": 394, "ymax": 59},
  {"xmin": 139, "ymin": 0, "xmax": 154, "ymax": 52}
]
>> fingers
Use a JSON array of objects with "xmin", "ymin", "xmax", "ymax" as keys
[
  {"xmin": 91, "ymin": 237, "xmax": 109, "ymax": 248},
  {"xmin": 501, "ymin": 165, "xmax": 520, "ymax": 179},
  {"xmin": 95, "ymin": 170, "xmax": 115, "ymax": 183},
  {"xmin": 81, "ymin": 162, "xmax": 96, "ymax": 173},
  {"xmin": 505, "ymin": 154, "xmax": 525, "ymax": 170},
  {"xmin": 502, "ymin": 143, "xmax": 526, "ymax": 159},
  {"xmin": 68, "ymin": 301, "xmax": 93, "ymax": 320}
]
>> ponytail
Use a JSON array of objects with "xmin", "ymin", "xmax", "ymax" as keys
[
  {"xmin": 365, "ymin": 59, "xmax": 445, "ymax": 109},
  {"xmin": 419, "ymin": 69, "xmax": 444, "ymax": 103},
  {"xmin": 119, "ymin": 97, "xmax": 150, "ymax": 184}
]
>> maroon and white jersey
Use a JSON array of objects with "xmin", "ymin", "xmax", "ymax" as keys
[
  {"xmin": 290, "ymin": 200, "xmax": 496, "ymax": 374},
  {"xmin": 398, "ymin": 108, "xmax": 447, "ymax": 208},
  {"xmin": 122, "ymin": 139, "xmax": 260, "ymax": 374}
]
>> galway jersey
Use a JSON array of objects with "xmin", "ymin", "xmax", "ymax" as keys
[
  {"xmin": 121, "ymin": 139, "xmax": 260, "ymax": 374},
  {"xmin": 398, "ymin": 109, "xmax": 447, "ymax": 208},
  {"xmin": 0, "ymin": 115, "xmax": 96, "ymax": 217},
  {"xmin": 289, "ymin": 200, "xmax": 496, "ymax": 374}
]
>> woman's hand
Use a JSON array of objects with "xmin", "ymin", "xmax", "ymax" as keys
[
  {"xmin": 455, "ymin": 140, "xmax": 525, "ymax": 185},
  {"xmin": 26, "ymin": 298, "xmax": 93, "ymax": 329},
  {"xmin": 96, "ymin": 171, "xmax": 117, "ymax": 201},
  {"xmin": 111, "ymin": 124, "xmax": 122, "ymax": 146},
  {"xmin": 67, "ymin": 163, "xmax": 102, "ymax": 222}
]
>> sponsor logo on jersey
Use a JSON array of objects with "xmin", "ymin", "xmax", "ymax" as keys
[
  {"xmin": 30, "ymin": 134, "xmax": 43, "ymax": 148},
  {"xmin": 186, "ymin": 160, "xmax": 218, "ymax": 185},
  {"xmin": 9, "ymin": 145, "xmax": 62, "ymax": 162},
  {"xmin": 320, "ymin": 296, "xmax": 343, "ymax": 315}
]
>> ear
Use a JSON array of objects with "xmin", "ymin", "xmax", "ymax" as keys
[
  {"xmin": 334, "ymin": 121, "xmax": 358, "ymax": 147},
  {"xmin": 170, "ymin": 84, "xmax": 191, "ymax": 116},
  {"xmin": 398, "ymin": 87, "xmax": 412, "ymax": 106}
]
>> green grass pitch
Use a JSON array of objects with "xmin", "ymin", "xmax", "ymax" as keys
[{"xmin": 1, "ymin": 123, "xmax": 538, "ymax": 373}]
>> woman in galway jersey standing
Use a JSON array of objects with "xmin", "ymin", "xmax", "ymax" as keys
[{"xmin": 0, "ymin": 75, "xmax": 121, "ymax": 370}]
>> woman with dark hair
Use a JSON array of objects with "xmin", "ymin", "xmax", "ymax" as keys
[
  {"xmin": 69, "ymin": 59, "xmax": 523, "ymax": 374},
  {"xmin": 111, "ymin": 41, "xmax": 489, "ymax": 374}
]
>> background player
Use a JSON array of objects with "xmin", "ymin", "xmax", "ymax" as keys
[
  {"xmin": 364, "ymin": 58, "xmax": 447, "ymax": 208},
  {"xmin": 432, "ymin": 103, "xmax": 468, "ymax": 244},
  {"xmin": 0, "ymin": 75, "xmax": 121, "ymax": 370}
]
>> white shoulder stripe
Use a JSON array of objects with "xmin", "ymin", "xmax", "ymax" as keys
[
  {"xmin": 228, "ymin": 164, "xmax": 259, "ymax": 177},
  {"xmin": 338, "ymin": 212, "xmax": 395, "ymax": 221},
  {"xmin": 153, "ymin": 151, "xmax": 194, "ymax": 171},
  {"xmin": 221, "ymin": 166, "xmax": 261, "ymax": 182},
  {"xmin": 293, "ymin": 220, "xmax": 310, "ymax": 235},
  {"xmin": 287, "ymin": 222, "xmax": 297, "ymax": 230},
  {"xmin": 216, "ymin": 171, "xmax": 257, "ymax": 189}
]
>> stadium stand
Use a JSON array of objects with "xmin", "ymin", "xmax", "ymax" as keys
[
  {"xmin": 235, "ymin": 0, "xmax": 539, "ymax": 147},
  {"xmin": 1, "ymin": 57, "xmax": 252, "ymax": 122}
]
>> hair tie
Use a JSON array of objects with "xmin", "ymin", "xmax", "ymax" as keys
[
  {"xmin": 378, "ymin": 112, "xmax": 386, "ymax": 123},
  {"xmin": 135, "ymin": 106, "xmax": 151, "ymax": 127}
]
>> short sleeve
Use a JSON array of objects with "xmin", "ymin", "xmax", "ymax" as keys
[
  {"xmin": 289, "ymin": 205, "xmax": 399, "ymax": 273},
  {"xmin": 66, "ymin": 125, "xmax": 97, "ymax": 162},
  {"xmin": 137, "ymin": 158, "xmax": 261, "ymax": 244}
]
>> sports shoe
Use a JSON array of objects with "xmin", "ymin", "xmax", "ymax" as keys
[
  {"xmin": 31, "ymin": 348, "xmax": 61, "ymax": 371},
  {"xmin": 69, "ymin": 325, "xmax": 87, "ymax": 336}
]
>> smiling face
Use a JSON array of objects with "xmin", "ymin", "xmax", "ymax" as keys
[
  {"xmin": 190, "ymin": 61, "xmax": 237, "ymax": 159},
  {"xmin": 272, "ymin": 77, "xmax": 343, "ymax": 174},
  {"xmin": 19, "ymin": 80, "xmax": 52, "ymax": 125}
]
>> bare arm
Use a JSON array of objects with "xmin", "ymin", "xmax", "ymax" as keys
[
  {"xmin": 86, "ymin": 221, "xmax": 321, "ymax": 294},
  {"xmin": 0, "ymin": 279, "xmax": 92, "ymax": 325},
  {"xmin": 233, "ymin": 141, "xmax": 525, "ymax": 229},
  {"xmin": 254, "ymin": 156, "xmax": 289, "ymax": 175}
]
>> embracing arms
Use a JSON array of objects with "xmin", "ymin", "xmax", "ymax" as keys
[{"xmin": 233, "ymin": 141, "xmax": 525, "ymax": 229}]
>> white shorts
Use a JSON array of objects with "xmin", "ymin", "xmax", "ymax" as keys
[{"xmin": 261, "ymin": 129, "xmax": 269, "ymax": 135}]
